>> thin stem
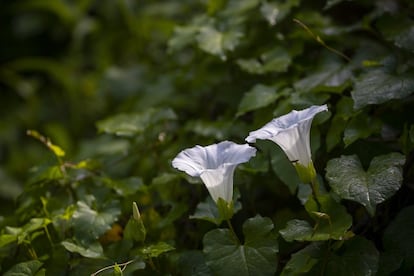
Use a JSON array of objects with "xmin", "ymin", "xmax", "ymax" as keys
[
  {"xmin": 310, "ymin": 177, "xmax": 322, "ymax": 211},
  {"xmin": 226, "ymin": 219, "xmax": 241, "ymax": 245},
  {"xmin": 91, "ymin": 260, "xmax": 135, "ymax": 276},
  {"xmin": 293, "ymin": 18, "xmax": 351, "ymax": 62}
]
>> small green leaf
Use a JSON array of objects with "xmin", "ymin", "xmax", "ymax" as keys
[
  {"xmin": 236, "ymin": 84, "xmax": 280, "ymax": 116},
  {"xmin": 281, "ymin": 242, "xmax": 323, "ymax": 275},
  {"xmin": 61, "ymin": 240, "xmax": 104, "ymax": 258},
  {"xmin": 124, "ymin": 218, "xmax": 146, "ymax": 243},
  {"xmin": 138, "ymin": 242, "xmax": 175, "ymax": 258},
  {"xmin": 326, "ymin": 153, "xmax": 405, "ymax": 216},
  {"xmin": 237, "ymin": 47, "xmax": 291, "ymax": 74},
  {"xmin": 196, "ymin": 26, "xmax": 243, "ymax": 60},
  {"xmin": 351, "ymin": 69, "xmax": 414, "ymax": 109},
  {"xmin": 3, "ymin": 260, "xmax": 43, "ymax": 276},
  {"xmin": 96, "ymin": 108, "xmax": 177, "ymax": 136},
  {"xmin": 280, "ymin": 194, "xmax": 352, "ymax": 241},
  {"xmin": 260, "ymin": 0, "xmax": 300, "ymax": 26},
  {"xmin": 203, "ymin": 215, "xmax": 278, "ymax": 276}
]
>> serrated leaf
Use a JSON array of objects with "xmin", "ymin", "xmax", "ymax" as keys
[
  {"xmin": 61, "ymin": 240, "xmax": 104, "ymax": 258},
  {"xmin": 3, "ymin": 260, "xmax": 43, "ymax": 276},
  {"xmin": 203, "ymin": 215, "xmax": 278, "ymax": 276},
  {"xmin": 351, "ymin": 69, "xmax": 414, "ymax": 109},
  {"xmin": 96, "ymin": 108, "xmax": 177, "ymax": 136},
  {"xmin": 325, "ymin": 153, "xmax": 405, "ymax": 216},
  {"xmin": 237, "ymin": 84, "xmax": 279, "ymax": 116},
  {"xmin": 279, "ymin": 194, "xmax": 352, "ymax": 241},
  {"xmin": 72, "ymin": 199, "xmax": 121, "ymax": 242}
]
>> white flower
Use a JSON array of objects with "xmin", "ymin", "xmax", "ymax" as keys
[
  {"xmin": 172, "ymin": 141, "xmax": 256, "ymax": 203},
  {"xmin": 245, "ymin": 105, "xmax": 328, "ymax": 182}
]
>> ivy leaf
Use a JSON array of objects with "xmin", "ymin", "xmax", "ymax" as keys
[
  {"xmin": 382, "ymin": 206, "xmax": 414, "ymax": 273},
  {"xmin": 203, "ymin": 215, "xmax": 278, "ymax": 276},
  {"xmin": 196, "ymin": 26, "xmax": 243, "ymax": 60},
  {"xmin": 279, "ymin": 194, "xmax": 352, "ymax": 241},
  {"xmin": 72, "ymin": 199, "xmax": 121, "ymax": 242},
  {"xmin": 96, "ymin": 108, "xmax": 177, "ymax": 137},
  {"xmin": 236, "ymin": 84, "xmax": 280, "ymax": 116},
  {"xmin": 325, "ymin": 153, "xmax": 405, "ymax": 216},
  {"xmin": 61, "ymin": 240, "xmax": 104, "ymax": 258},
  {"xmin": 3, "ymin": 260, "xmax": 43, "ymax": 276},
  {"xmin": 351, "ymin": 69, "xmax": 414, "ymax": 109}
]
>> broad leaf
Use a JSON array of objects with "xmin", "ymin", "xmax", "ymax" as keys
[
  {"xmin": 61, "ymin": 240, "xmax": 104, "ymax": 258},
  {"xmin": 237, "ymin": 47, "xmax": 291, "ymax": 74},
  {"xmin": 72, "ymin": 199, "xmax": 121, "ymax": 242},
  {"xmin": 326, "ymin": 153, "xmax": 405, "ymax": 216},
  {"xmin": 343, "ymin": 112, "xmax": 382, "ymax": 146},
  {"xmin": 351, "ymin": 69, "xmax": 414, "ymax": 109},
  {"xmin": 236, "ymin": 84, "xmax": 280, "ymax": 116},
  {"xmin": 203, "ymin": 215, "xmax": 278, "ymax": 276},
  {"xmin": 279, "ymin": 194, "xmax": 352, "ymax": 241}
]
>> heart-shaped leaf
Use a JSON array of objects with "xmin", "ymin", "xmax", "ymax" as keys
[
  {"xmin": 203, "ymin": 215, "xmax": 278, "ymax": 276},
  {"xmin": 325, "ymin": 153, "xmax": 405, "ymax": 216}
]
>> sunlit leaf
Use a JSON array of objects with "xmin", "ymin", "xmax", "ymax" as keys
[
  {"xmin": 326, "ymin": 153, "xmax": 405, "ymax": 216},
  {"xmin": 203, "ymin": 215, "xmax": 278, "ymax": 275}
]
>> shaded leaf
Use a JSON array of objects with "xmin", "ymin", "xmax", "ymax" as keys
[
  {"xmin": 343, "ymin": 112, "xmax": 382, "ymax": 146},
  {"xmin": 279, "ymin": 194, "xmax": 352, "ymax": 241},
  {"xmin": 237, "ymin": 47, "xmax": 291, "ymax": 74},
  {"xmin": 203, "ymin": 215, "xmax": 278, "ymax": 276},
  {"xmin": 3, "ymin": 260, "xmax": 43, "ymax": 276},
  {"xmin": 351, "ymin": 69, "xmax": 414, "ymax": 109},
  {"xmin": 325, "ymin": 153, "xmax": 405, "ymax": 216},
  {"xmin": 61, "ymin": 240, "xmax": 104, "ymax": 259}
]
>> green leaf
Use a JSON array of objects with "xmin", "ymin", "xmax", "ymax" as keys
[
  {"xmin": 177, "ymin": 250, "xmax": 212, "ymax": 276},
  {"xmin": 325, "ymin": 153, "xmax": 405, "ymax": 216},
  {"xmin": 343, "ymin": 112, "xmax": 382, "ymax": 146},
  {"xmin": 236, "ymin": 84, "xmax": 280, "ymax": 116},
  {"xmin": 72, "ymin": 199, "xmax": 121, "ymax": 242},
  {"xmin": 203, "ymin": 215, "xmax": 278, "ymax": 276},
  {"xmin": 96, "ymin": 108, "xmax": 177, "ymax": 136},
  {"xmin": 190, "ymin": 193, "xmax": 242, "ymax": 225},
  {"xmin": 282, "ymin": 237, "xmax": 379, "ymax": 275},
  {"xmin": 61, "ymin": 240, "xmax": 104, "ymax": 259},
  {"xmin": 269, "ymin": 144, "xmax": 300, "ymax": 194},
  {"xmin": 279, "ymin": 194, "xmax": 352, "ymax": 241},
  {"xmin": 326, "ymin": 97, "xmax": 354, "ymax": 151},
  {"xmin": 382, "ymin": 206, "xmax": 414, "ymax": 272},
  {"xmin": 3, "ymin": 260, "xmax": 43, "ymax": 276},
  {"xmin": 237, "ymin": 47, "xmax": 291, "ymax": 74},
  {"xmin": 138, "ymin": 241, "xmax": 175, "ymax": 258},
  {"xmin": 196, "ymin": 26, "xmax": 243, "ymax": 60},
  {"xmin": 260, "ymin": 0, "xmax": 300, "ymax": 26},
  {"xmin": 351, "ymin": 69, "xmax": 414, "ymax": 109},
  {"xmin": 124, "ymin": 218, "xmax": 146, "ymax": 243}
]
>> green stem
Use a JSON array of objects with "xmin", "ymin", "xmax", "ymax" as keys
[
  {"xmin": 226, "ymin": 219, "xmax": 241, "ymax": 245},
  {"xmin": 310, "ymin": 177, "xmax": 321, "ymax": 211}
]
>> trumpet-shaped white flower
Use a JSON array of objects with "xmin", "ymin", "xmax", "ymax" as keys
[
  {"xmin": 246, "ymin": 105, "xmax": 328, "ymax": 182},
  {"xmin": 172, "ymin": 141, "xmax": 256, "ymax": 203}
]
